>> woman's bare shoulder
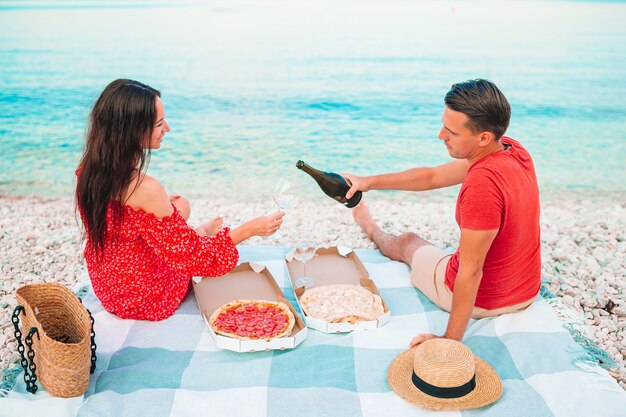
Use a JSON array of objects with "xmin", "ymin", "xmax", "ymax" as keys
[{"xmin": 125, "ymin": 174, "xmax": 174, "ymax": 218}]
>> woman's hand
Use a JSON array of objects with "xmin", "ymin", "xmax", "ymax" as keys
[
  {"xmin": 342, "ymin": 173, "xmax": 371, "ymax": 199},
  {"xmin": 228, "ymin": 211, "xmax": 285, "ymax": 244},
  {"xmin": 247, "ymin": 211, "xmax": 285, "ymax": 237}
]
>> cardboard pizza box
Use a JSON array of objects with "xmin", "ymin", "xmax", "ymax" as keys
[
  {"xmin": 285, "ymin": 246, "xmax": 391, "ymax": 333},
  {"xmin": 192, "ymin": 262, "xmax": 307, "ymax": 352}
]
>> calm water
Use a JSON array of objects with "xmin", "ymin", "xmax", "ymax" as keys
[{"xmin": 1, "ymin": 0, "xmax": 625, "ymax": 200}]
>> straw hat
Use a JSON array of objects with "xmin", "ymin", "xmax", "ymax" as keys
[{"xmin": 387, "ymin": 338, "xmax": 502, "ymax": 410}]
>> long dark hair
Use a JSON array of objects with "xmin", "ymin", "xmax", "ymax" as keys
[
  {"xmin": 76, "ymin": 79, "xmax": 161, "ymax": 253},
  {"xmin": 444, "ymin": 79, "xmax": 511, "ymax": 140}
]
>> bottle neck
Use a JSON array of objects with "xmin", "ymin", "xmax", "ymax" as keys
[{"xmin": 298, "ymin": 162, "xmax": 322, "ymax": 176}]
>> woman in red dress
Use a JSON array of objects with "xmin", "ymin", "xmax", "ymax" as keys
[{"xmin": 76, "ymin": 79, "xmax": 283, "ymax": 321}]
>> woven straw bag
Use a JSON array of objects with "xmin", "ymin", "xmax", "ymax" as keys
[{"xmin": 12, "ymin": 283, "xmax": 97, "ymax": 397}]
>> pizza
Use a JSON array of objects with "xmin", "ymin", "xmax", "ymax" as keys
[
  {"xmin": 299, "ymin": 284, "xmax": 385, "ymax": 323},
  {"xmin": 209, "ymin": 300, "xmax": 295, "ymax": 340}
]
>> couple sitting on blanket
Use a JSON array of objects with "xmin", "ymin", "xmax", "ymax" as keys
[{"xmin": 76, "ymin": 78, "xmax": 540, "ymax": 347}]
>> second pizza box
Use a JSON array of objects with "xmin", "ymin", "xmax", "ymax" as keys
[
  {"xmin": 285, "ymin": 246, "xmax": 391, "ymax": 333},
  {"xmin": 192, "ymin": 262, "xmax": 307, "ymax": 352}
]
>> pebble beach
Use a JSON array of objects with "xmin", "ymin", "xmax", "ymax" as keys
[{"xmin": 0, "ymin": 191, "xmax": 624, "ymax": 389}]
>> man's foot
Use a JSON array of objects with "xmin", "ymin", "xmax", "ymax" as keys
[
  {"xmin": 352, "ymin": 202, "xmax": 381, "ymax": 240},
  {"xmin": 353, "ymin": 201, "xmax": 432, "ymax": 265}
]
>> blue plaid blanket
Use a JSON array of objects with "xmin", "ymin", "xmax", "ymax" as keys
[{"xmin": 2, "ymin": 246, "xmax": 625, "ymax": 417}]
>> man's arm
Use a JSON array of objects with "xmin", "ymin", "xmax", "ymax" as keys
[
  {"xmin": 410, "ymin": 227, "xmax": 498, "ymax": 346},
  {"xmin": 344, "ymin": 159, "xmax": 469, "ymax": 198},
  {"xmin": 444, "ymin": 228, "xmax": 498, "ymax": 340}
]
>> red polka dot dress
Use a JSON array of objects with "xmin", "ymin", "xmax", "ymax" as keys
[{"xmin": 83, "ymin": 202, "xmax": 239, "ymax": 321}]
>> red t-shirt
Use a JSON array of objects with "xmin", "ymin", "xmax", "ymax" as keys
[{"xmin": 445, "ymin": 137, "xmax": 541, "ymax": 309}]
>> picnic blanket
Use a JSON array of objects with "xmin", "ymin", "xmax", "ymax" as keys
[{"xmin": 2, "ymin": 246, "xmax": 625, "ymax": 417}]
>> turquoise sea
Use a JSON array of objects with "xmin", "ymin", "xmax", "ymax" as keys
[{"xmin": 1, "ymin": 0, "xmax": 625, "ymax": 200}]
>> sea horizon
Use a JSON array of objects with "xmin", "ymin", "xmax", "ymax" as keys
[{"xmin": 1, "ymin": 0, "xmax": 625, "ymax": 201}]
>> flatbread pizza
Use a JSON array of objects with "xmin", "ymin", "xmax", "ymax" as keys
[
  {"xmin": 299, "ymin": 284, "xmax": 385, "ymax": 324},
  {"xmin": 209, "ymin": 300, "xmax": 295, "ymax": 340}
]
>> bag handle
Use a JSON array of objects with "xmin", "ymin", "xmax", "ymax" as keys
[
  {"xmin": 87, "ymin": 308, "xmax": 97, "ymax": 374},
  {"xmin": 24, "ymin": 327, "xmax": 40, "ymax": 394},
  {"xmin": 11, "ymin": 306, "xmax": 39, "ymax": 394},
  {"xmin": 77, "ymin": 296, "xmax": 98, "ymax": 374}
]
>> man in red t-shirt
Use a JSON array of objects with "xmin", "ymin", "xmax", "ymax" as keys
[{"xmin": 344, "ymin": 79, "xmax": 541, "ymax": 347}]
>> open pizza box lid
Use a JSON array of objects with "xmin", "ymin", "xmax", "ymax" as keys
[
  {"xmin": 192, "ymin": 262, "xmax": 307, "ymax": 352},
  {"xmin": 285, "ymin": 245, "xmax": 391, "ymax": 333}
]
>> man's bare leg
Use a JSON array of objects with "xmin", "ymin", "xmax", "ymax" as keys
[{"xmin": 352, "ymin": 202, "xmax": 432, "ymax": 265}]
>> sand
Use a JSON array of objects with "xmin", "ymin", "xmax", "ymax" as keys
[{"xmin": 0, "ymin": 191, "xmax": 624, "ymax": 389}]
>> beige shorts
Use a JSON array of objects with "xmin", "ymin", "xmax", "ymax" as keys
[{"xmin": 410, "ymin": 245, "xmax": 536, "ymax": 319}]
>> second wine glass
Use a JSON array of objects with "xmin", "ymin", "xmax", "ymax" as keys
[{"xmin": 293, "ymin": 243, "xmax": 317, "ymax": 289}]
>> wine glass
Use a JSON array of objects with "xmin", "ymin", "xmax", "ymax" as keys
[
  {"xmin": 271, "ymin": 176, "xmax": 301, "ymax": 239},
  {"xmin": 293, "ymin": 243, "xmax": 317, "ymax": 289}
]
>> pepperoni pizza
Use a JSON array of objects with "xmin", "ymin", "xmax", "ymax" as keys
[{"xmin": 209, "ymin": 300, "xmax": 296, "ymax": 340}]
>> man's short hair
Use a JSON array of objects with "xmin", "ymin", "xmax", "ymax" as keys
[{"xmin": 444, "ymin": 79, "xmax": 511, "ymax": 140}]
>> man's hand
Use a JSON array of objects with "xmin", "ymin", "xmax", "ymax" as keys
[
  {"xmin": 409, "ymin": 333, "xmax": 444, "ymax": 348},
  {"xmin": 342, "ymin": 173, "xmax": 371, "ymax": 199}
]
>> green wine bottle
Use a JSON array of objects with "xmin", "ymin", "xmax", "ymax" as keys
[{"xmin": 296, "ymin": 160, "xmax": 362, "ymax": 208}]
